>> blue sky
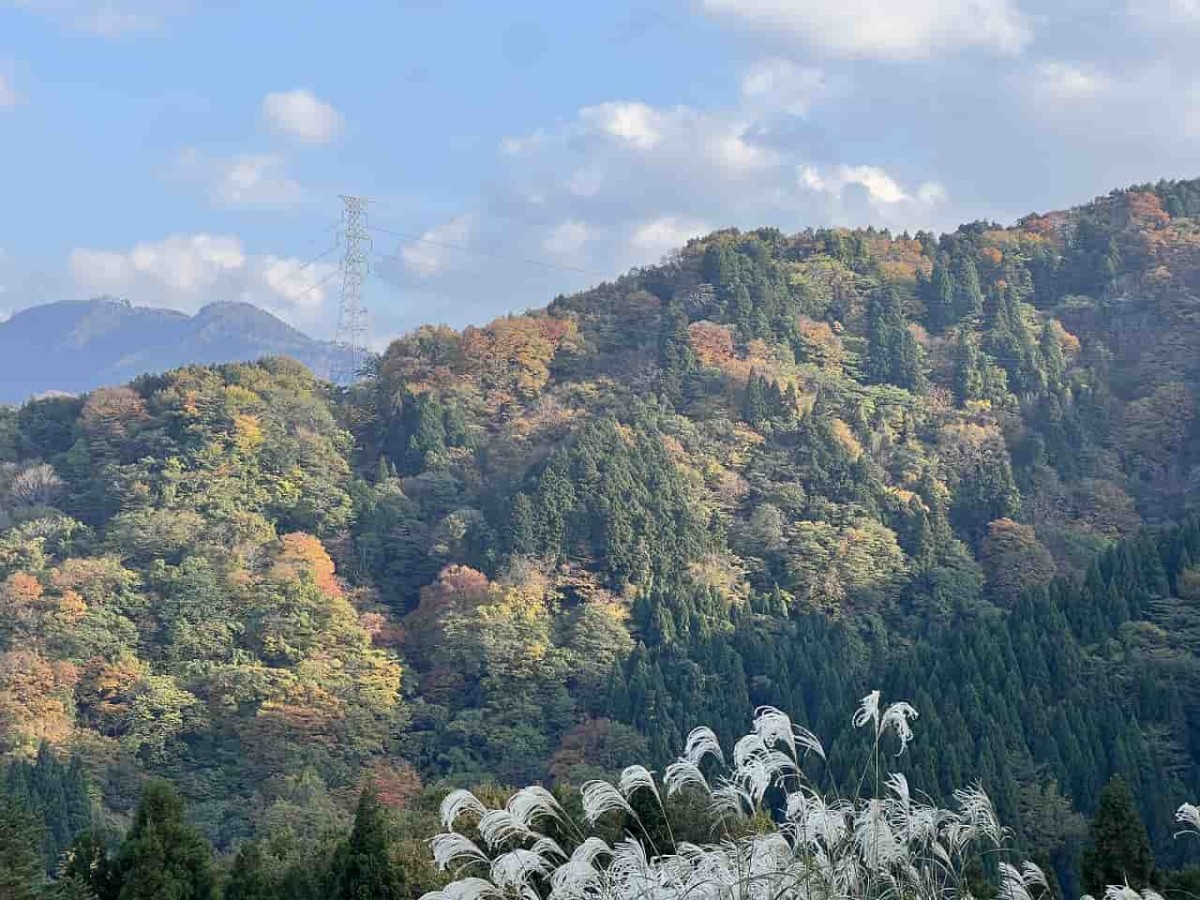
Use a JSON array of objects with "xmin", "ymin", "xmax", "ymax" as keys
[{"xmin": 2, "ymin": 0, "xmax": 1199, "ymax": 343}]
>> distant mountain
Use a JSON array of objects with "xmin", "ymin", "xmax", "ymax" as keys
[{"xmin": 0, "ymin": 297, "xmax": 349, "ymax": 403}]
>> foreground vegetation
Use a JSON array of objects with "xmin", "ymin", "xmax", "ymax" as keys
[
  {"xmin": 4, "ymin": 178, "xmax": 1200, "ymax": 893},
  {"xmin": 4, "ymin": 693, "xmax": 1198, "ymax": 899}
]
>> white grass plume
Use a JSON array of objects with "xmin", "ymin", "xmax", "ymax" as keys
[
  {"xmin": 425, "ymin": 694, "xmax": 1187, "ymax": 900},
  {"xmin": 441, "ymin": 788, "xmax": 487, "ymax": 830},
  {"xmin": 1176, "ymin": 801, "xmax": 1200, "ymax": 837},
  {"xmin": 579, "ymin": 779, "xmax": 634, "ymax": 824}
]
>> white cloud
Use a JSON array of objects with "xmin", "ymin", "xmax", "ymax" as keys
[
  {"xmin": 700, "ymin": 0, "xmax": 1031, "ymax": 59},
  {"xmin": 1035, "ymin": 62, "xmax": 1111, "ymax": 101},
  {"xmin": 172, "ymin": 149, "xmax": 303, "ymax": 209},
  {"xmin": 259, "ymin": 256, "xmax": 336, "ymax": 312},
  {"xmin": 375, "ymin": 60, "xmax": 953, "ymax": 324},
  {"xmin": 211, "ymin": 154, "xmax": 302, "ymax": 207},
  {"xmin": 917, "ymin": 182, "xmax": 949, "ymax": 205},
  {"xmin": 543, "ymin": 219, "xmax": 594, "ymax": 257},
  {"xmin": 568, "ymin": 167, "xmax": 604, "ymax": 198},
  {"xmin": 799, "ymin": 163, "xmax": 947, "ymax": 213},
  {"xmin": 0, "ymin": 74, "xmax": 18, "ymax": 108},
  {"xmin": 262, "ymin": 89, "xmax": 342, "ymax": 144},
  {"xmin": 6, "ymin": 0, "xmax": 189, "ymax": 37},
  {"xmin": 68, "ymin": 234, "xmax": 336, "ymax": 322},
  {"xmin": 500, "ymin": 129, "xmax": 546, "ymax": 155},
  {"xmin": 70, "ymin": 235, "xmax": 243, "ymax": 295},
  {"xmin": 578, "ymin": 101, "xmax": 665, "ymax": 150},
  {"xmin": 1023, "ymin": 58, "xmax": 1200, "ymax": 146},
  {"xmin": 801, "ymin": 164, "xmax": 903, "ymax": 203},
  {"xmin": 504, "ymin": 97, "xmax": 777, "ymax": 185},
  {"xmin": 399, "ymin": 216, "xmax": 474, "ymax": 278},
  {"xmin": 630, "ymin": 217, "xmax": 711, "ymax": 257},
  {"xmin": 740, "ymin": 60, "xmax": 825, "ymax": 115}
]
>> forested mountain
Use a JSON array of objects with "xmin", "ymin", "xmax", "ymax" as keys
[
  {"xmin": 4, "ymin": 178, "xmax": 1200, "ymax": 894},
  {"xmin": 0, "ymin": 297, "xmax": 349, "ymax": 403}
]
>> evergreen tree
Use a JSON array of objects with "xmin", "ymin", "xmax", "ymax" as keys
[
  {"xmin": 402, "ymin": 393, "xmax": 447, "ymax": 473},
  {"xmin": 112, "ymin": 781, "xmax": 215, "ymax": 900},
  {"xmin": 61, "ymin": 832, "xmax": 117, "ymax": 900},
  {"xmin": 657, "ymin": 299, "xmax": 694, "ymax": 408},
  {"xmin": 925, "ymin": 253, "xmax": 957, "ymax": 332},
  {"xmin": 508, "ymin": 491, "xmax": 539, "ymax": 557},
  {"xmin": 0, "ymin": 795, "xmax": 45, "ymax": 900},
  {"xmin": 1080, "ymin": 777, "xmax": 1156, "ymax": 895},
  {"xmin": 223, "ymin": 842, "xmax": 276, "ymax": 900},
  {"xmin": 953, "ymin": 254, "xmax": 984, "ymax": 321},
  {"xmin": 744, "ymin": 372, "xmax": 770, "ymax": 427},
  {"xmin": 866, "ymin": 287, "xmax": 924, "ymax": 391},
  {"xmin": 326, "ymin": 787, "xmax": 406, "ymax": 900},
  {"xmin": 952, "ymin": 332, "xmax": 984, "ymax": 406},
  {"xmin": 42, "ymin": 876, "xmax": 98, "ymax": 900},
  {"xmin": 5, "ymin": 745, "xmax": 94, "ymax": 872},
  {"xmin": 1040, "ymin": 323, "xmax": 1065, "ymax": 388}
]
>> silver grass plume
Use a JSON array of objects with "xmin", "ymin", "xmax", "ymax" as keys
[
  {"xmin": 423, "ymin": 692, "xmax": 1174, "ymax": 900},
  {"xmin": 1175, "ymin": 802, "xmax": 1200, "ymax": 837}
]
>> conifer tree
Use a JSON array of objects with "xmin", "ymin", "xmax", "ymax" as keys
[
  {"xmin": 1080, "ymin": 777, "xmax": 1156, "ymax": 895},
  {"xmin": 223, "ymin": 842, "xmax": 276, "ymax": 900},
  {"xmin": 5, "ymin": 745, "xmax": 94, "ymax": 872},
  {"xmin": 743, "ymin": 372, "xmax": 770, "ymax": 427},
  {"xmin": 326, "ymin": 787, "xmax": 406, "ymax": 900},
  {"xmin": 866, "ymin": 287, "xmax": 924, "ymax": 391},
  {"xmin": 952, "ymin": 332, "xmax": 983, "ymax": 406},
  {"xmin": 43, "ymin": 875, "xmax": 98, "ymax": 900},
  {"xmin": 1040, "ymin": 323, "xmax": 1065, "ymax": 387},
  {"xmin": 0, "ymin": 795, "xmax": 44, "ymax": 900},
  {"xmin": 954, "ymin": 254, "xmax": 984, "ymax": 321},
  {"xmin": 925, "ymin": 253, "xmax": 957, "ymax": 332},
  {"xmin": 61, "ymin": 831, "xmax": 117, "ymax": 900},
  {"xmin": 112, "ymin": 781, "xmax": 216, "ymax": 900},
  {"xmin": 657, "ymin": 299, "xmax": 694, "ymax": 408}
]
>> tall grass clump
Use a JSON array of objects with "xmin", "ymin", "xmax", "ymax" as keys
[{"xmin": 421, "ymin": 691, "xmax": 1061, "ymax": 900}]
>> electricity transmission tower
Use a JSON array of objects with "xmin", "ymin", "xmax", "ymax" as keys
[{"xmin": 330, "ymin": 194, "xmax": 372, "ymax": 384}]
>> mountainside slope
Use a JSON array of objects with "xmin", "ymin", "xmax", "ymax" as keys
[
  {"xmin": 2, "ymin": 179, "xmax": 1200, "ymax": 887},
  {"xmin": 0, "ymin": 297, "xmax": 349, "ymax": 403}
]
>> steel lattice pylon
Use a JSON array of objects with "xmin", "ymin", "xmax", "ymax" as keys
[{"xmin": 330, "ymin": 195, "xmax": 372, "ymax": 384}]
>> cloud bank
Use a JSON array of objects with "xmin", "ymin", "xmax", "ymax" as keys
[{"xmin": 68, "ymin": 234, "xmax": 337, "ymax": 324}]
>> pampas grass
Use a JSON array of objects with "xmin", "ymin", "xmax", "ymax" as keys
[{"xmin": 422, "ymin": 692, "xmax": 1198, "ymax": 900}]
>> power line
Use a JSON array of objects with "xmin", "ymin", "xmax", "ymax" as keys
[
  {"xmin": 291, "ymin": 267, "xmax": 341, "ymax": 301},
  {"xmin": 369, "ymin": 249, "xmax": 534, "ymax": 311},
  {"xmin": 291, "ymin": 242, "xmax": 341, "ymax": 278},
  {"xmin": 299, "ymin": 220, "xmax": 342, "ymax": 246}
]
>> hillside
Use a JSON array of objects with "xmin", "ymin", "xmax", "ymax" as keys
[
  {"xmin": 0, "ymin": 297, "xmax": 350, "ymax": 403},
  {"xmin": 3, "ymin": 178, "xmax": 1200, "ymax": 892}
]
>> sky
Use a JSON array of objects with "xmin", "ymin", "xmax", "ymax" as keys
[{"xmin": 1, "ymin": 0, "xmax": 1200, "ymax": 344}]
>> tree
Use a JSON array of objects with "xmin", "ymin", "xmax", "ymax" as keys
[
  {"xmin": 223, "ymin": 842, "xmax": 276, "ymax": 900},
  {"xmin": 980, "ymin": 519, "xmax": 1056, "ymax": 605},
  {"xmin": 326, "ymin": 787, "xmax": 406, "ymax": 900},
  {"xmin": 112, "ymin": 781, "xmax": 215, "ymax": 900},
  {"xmin": 1080, "ymin": 777, "xmax": 1156, "ymax": 895},
  {"xmin": 953, "ymin": 253, "xmax": 983, "ymax": 320},
  {"xmin": 61, "ymin": 832, "xmax": 117, "ymax": 900},
  {"xmin": 952, "ymin": 332, "xmax": 984, "ymax": 407},
  {"xmin": 0, "ymin": 795, "xmax": 44, "ymax": 900},
  {"xmin": 924, "ymin": 253, "xmax": 957, "ymax": 332},
  {"xmin": 865, "ymin": 287, "xmax": 924, "ymax": 391},
  {"xmin": 743, "ymin": 372, "xmax": 770, "ymax": 427},
  {"xmin": 657, "ymin": 300, "xmax": 694, "ymax": 407},
  {"xmin": 5, "ymin": 745, "xmax": 94, "ymax": 871}
]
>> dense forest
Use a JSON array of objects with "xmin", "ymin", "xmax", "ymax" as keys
[{"xmin": 4, "ymin": 178, "xmax": 1200, "ymax": 896}]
